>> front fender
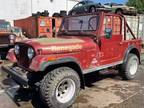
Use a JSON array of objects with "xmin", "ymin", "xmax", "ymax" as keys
[
  {"xmin": 29, "ymin": 55, "xmax": 85, "ymax": 89},
  {"xmin": 40, "ymin": 58, "xmax": 81, "ymax": 71},
  {"xmin": 29, "ymin": 55, "xmax": 81, "ymax": 72},
  {"xmin": 6, "ymin": 48, "xmax": 17, "ymax": 63}
]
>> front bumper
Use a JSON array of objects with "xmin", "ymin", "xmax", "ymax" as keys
[
  {"xmin": 2, "ymin": 66, "xmax": 28, "ymax": 86},
  {"xmin": 0, "ymin": 44, "xmax": 14, "ymax": 49}
]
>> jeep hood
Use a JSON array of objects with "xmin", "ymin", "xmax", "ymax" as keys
[
  {"xmin": 32, "ymin": 38, "xmax": 84, "ymax": 45},
  {"xmin": 19, "ymin": 37, "xmax": 92, "ymax": 54}
]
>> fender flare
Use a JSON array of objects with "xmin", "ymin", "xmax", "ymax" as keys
[
  {"xmin": 40, "ymin": 58, "xmax": 80, "ymax": 71},
  {"xmin": 123, "ymin": 45, "xmax": 140, "ymax": 63},
  {"xmin": 39, "ymin": 57, "xmax": 85, "ymax": 89}
]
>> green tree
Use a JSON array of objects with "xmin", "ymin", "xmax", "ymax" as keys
[{"xmin": 127, "ymin": 0, "xmax": 144, "ymax": 12}]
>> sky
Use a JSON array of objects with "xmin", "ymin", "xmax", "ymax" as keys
[{"xmin": 93, "ymin": 0, "xmax": 128, "ymax": 4}]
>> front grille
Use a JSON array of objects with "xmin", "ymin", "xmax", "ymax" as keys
[
  {"xmin": 16, "ymin": 44, "xmax": 34, "ymax": 68},
  {"xmin": 0, "ymin": 35, "xmax": 10, "ymax": 44}
]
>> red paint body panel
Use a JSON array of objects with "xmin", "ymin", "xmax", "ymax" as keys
[
  {"xmin": 6, "ymin": 48, "xmax": 17, "ymax": 63},
  {"xmin": 29, "ymin": 37, "xmax": 98, "ymax": 71}
]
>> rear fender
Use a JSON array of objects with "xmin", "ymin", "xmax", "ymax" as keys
[{"xmin": 124, "ymin": 45, "xmax": 140, "ymax": 63}]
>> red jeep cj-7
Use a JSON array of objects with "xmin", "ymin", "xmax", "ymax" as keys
[{"xmin": 2, "ymin": 12, "xmax": 142, "ymax": 108}]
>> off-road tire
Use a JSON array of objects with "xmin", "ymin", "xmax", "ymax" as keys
[
  {"xmin": 52, "ymin": 13, "xmax": 60, "ymax": 17},
  {"xmin": 115, "ymin": 9, "xmax": 123, "ymax": 14},
  {"xmin": 89, "ymin": 6, "xmax": 96, "ymax": 13},
  {"xmin": 60, "ymin": 10, "xmax": 67, "ymax": 17},
  {"xmin": 40, "ymin": 67, "xmax": 80, "ymax": 108},
  {"xmin": 119, "ymin": 54, "xmax": 139, "ymax": 80}
]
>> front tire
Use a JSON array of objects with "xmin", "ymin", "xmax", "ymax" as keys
[
  {"xmin": 40, "ymin": 67, "xmax": 80, "ymax": 108},
  {"xmin": 119, "ymin": 54, "xmax": 139, "ymax": 80}
]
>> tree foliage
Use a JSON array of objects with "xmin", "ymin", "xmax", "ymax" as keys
[{"xmin": 127, "ymin": 0, "xmax": 144, "ymax": 12}]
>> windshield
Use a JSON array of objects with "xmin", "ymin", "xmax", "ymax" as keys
[
  {"xmin": 86, "ymin": 1, "xmax": 94, "ymax": 4},
  {"xmin": 59, "ymin": 15, "xmax": 99, "ymax": 36},
  {"xmin": 12, "ymin": 28, "xmax": 21, "ymax": 33},
  {"xmin": 74, "ymin": 2, "xmax": 85, "ymax": 8},
  {"xmin": 0, "ymin": 21, "xmax": 11, "ymax": 30}
]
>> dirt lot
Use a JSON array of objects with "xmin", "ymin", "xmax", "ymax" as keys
[{"xmin": 0, "ymin": 55, "xmax": 144, "ymax": 108}]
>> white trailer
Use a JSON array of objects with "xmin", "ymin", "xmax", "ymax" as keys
[{"xmin": 125, "ymin": 15, "xmax": 144, "ymax": 43}]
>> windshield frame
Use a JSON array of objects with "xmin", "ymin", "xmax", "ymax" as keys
[{"xmin": 58, "ymin": 13, "xmax": 100, "ymax": 36}]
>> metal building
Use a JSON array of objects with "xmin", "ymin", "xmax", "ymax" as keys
[{"xmin": 0, "ymin": 0, "xmax": 79, "ymax": 22}]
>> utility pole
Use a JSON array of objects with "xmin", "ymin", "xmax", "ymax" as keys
[
  {"xmin": 66, "ymin": 0, "xmax": 68, "ymax": 12},
  {"xmin": 31, "ymin": 0, "xmax": 33, "ymax": 15}
]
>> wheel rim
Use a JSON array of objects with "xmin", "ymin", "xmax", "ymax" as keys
[
  {"xmin": 72, "ymin": 11, "xmax": 76, "ymax": 15},
  {"xmin": 129, "ymin": 59, "xmax": 138, "ymax": 75},
  {"xmin": 91, "ymin": 7, "xmax": 95, "ymax": 13},
  {"xmin": 117, "ymin": 10, "xmax": 122, "ymax": 14},
  {"xmin": 56, "ymin": 78, "xmax": 76, "ymax": 103}
]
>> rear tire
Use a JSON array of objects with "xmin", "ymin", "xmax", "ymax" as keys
[
  {"xmin": 40, "ymin": 67, "xmax": 80, "ymax": 108},
  {"xmin": 119, "ymin": 54, "xmax": 139, "ymax": 80}
]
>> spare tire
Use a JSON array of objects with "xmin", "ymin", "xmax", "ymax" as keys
[
  {"xmin": 32, "ymin": 11, "xmax": 41, "ymax": 17},
  {"xmin": 52, "ymin": 13, "xmax": 60, "ymax": 17},
  {"xmin": 60, "ymin": 10, "xmax": 67, "ymax": 17},
  {"xmin": 41, "ymin": 10, "xmax": 49, "ymax": 16}
]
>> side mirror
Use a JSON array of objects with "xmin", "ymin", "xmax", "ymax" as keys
[
  {"xmin": 105, "ymin": 28, "xmax": 112, "ymax": 39},
  {"xmin": 23, "ymin": 31, "xmax": 26, "ymax": 35}
]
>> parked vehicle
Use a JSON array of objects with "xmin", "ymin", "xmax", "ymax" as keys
[
  {"xmin": 68, "ymin": 0, "xmax": 111, "ymax": 15},
  {"xmin": 0, "ymin": 20, "xmax": 25, "ymax": 59},
  {"xmin": 2, "ymin": 12, "xmax": 142, "ymax": 108},
  {"xmin": 32, "ymin": 10, "xmax": 49, "ymax": 17},
  {"xmin": 14, "ymin": 16, "xmax": 62, "ymax": 38},
  {"xmin": 52, "ymin": 11, "xmax": 67, "ymax": 17},
  {"xmin": 11, "ymin": 27, "xmax": 25, "ymax": 37},
  {"xmin": 104, "ymin": 3, "xmax": 137, "ymax": 15}
]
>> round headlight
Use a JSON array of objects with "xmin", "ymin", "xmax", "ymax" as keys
[
  {"xmin": 9, "ymin": 35, "xmax": 15, "ymax": 40},
  {"xmin": 14, "ymin": 45, "xmax": 20, "ymax": 55},
  {"xmin": 27, "ymin": 48, "xmax": 34, "ymax": 59}
]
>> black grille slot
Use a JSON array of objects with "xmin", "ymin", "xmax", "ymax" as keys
[
  {"xmin": 16, "ymin": 44, "xmax": 34, "ymax": 68},
  {"xmin": 0, "ymin": 35, "xmax": 10, "ymax": 44}
]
